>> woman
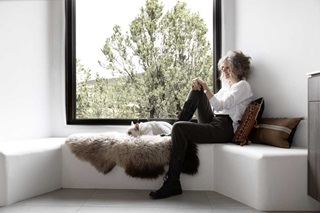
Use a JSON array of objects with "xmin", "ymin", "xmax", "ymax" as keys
[{"xmin": 149, "ymin": 50, "xmax": 253, "ymax": 199}]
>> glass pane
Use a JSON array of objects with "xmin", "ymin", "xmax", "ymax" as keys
[{"xmin": 76, "ymin": 0, "xmax": 214, "ymax": 119}]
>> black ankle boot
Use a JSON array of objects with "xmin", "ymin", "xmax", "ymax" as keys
[
  {"xmin": 178, "ymin": 100, "xmax": 197, "ymax": 121},
  {"xmin": 149, "ymin": 159, "xmax": 183, "ymax": 199},
  {"xmin": 149, "ymin": 175, "xmax": 182, "ymax": 199}
]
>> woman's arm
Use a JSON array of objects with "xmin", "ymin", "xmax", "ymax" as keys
[
  {"xmin": 191, "ymin": 77, "xmax": 214, "ymax": 99},
  {"xmin": 209, "ymin": 81, "xmax": 253, "ymax": 111}
]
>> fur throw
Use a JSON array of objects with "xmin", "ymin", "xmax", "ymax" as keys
[{"xmin": 65, "ymin": 132, "xmax": 199, "ymax": 179}]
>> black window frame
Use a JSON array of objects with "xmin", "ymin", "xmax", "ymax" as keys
[{"xmin": 65, "ymin": 0, "xmax": 222, "ymax": 125}]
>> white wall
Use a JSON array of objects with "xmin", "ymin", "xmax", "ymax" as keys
[
  {"xmin": 0, "ymin": 0, "xmax": 54, "ymax": 141},
  {"xmin": 1, "ymin": 0, "xmax": 319, "ymax": 147},
  {"xmin": 225, "ymin": 0, "xmax": 320, "ymax": 147}
]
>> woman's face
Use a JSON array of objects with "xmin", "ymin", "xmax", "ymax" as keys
[{"xmin": 221, "ymin": 60, "xmax": 232, "ymax": 80}]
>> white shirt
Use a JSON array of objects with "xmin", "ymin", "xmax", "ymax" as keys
[{"xmin": 209, "ymin": 80, "xmax": 253, "ymax": 132}]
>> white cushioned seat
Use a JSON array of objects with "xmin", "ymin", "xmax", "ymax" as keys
[
  {"xmin": 1, "ymin": 138, "xmax": 320, "ymax": 211},
  {"xmin": 62, "ymin": 143, "xmax": 215, "ymax": 191},
  {"xmin": 62, "ymin": 141, "xmax": 320, "ymax": 211},
  {"xmin": 0, "ymin": 138, "xmax": 65, "ymax": 206},
  {"xmin": 213, "ymin": 143, "xmax": 320, "ymax": 211}
]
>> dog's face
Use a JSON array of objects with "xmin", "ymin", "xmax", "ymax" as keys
[{"xmin": 126, "ymin": 122, "xmax": 140, "ymax": 137}]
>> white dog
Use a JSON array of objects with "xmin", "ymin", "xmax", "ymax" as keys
[{"xmin": 126, "ymin": 121, "xmax": 172, "ymax": 137}]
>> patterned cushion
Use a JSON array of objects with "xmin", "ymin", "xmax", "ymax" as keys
[
  {"xmin": 232, "ymin": 97, "xmax": 264, "ymax": 146},
  {"xmin": 249, "ymin": 117, "xmax": 303, "ymax": 148}
]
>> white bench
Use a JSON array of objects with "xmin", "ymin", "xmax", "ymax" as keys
[
  {"xmin": 0, "ymin": 138, "xmax": 65, "ymax": 206},
  {"xmin": 1, "ymin": 137, "xmax": 320, "ymax": 211},
  {"xmin": 212, "ymin": 144, "xmax": 319, "ymax": 211},
  {"xmin": 61, "ymin": 143, "xmax": 215, "ymax": 191}
]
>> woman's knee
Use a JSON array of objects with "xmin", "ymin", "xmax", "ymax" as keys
[
  {"xmin": 171, "ymin": 122, "xmax": 189, "ymax": 150},
  {"xmin": 172, "ymin": 121, "xmax": 187, "ymax": 133},
  {"xmin": 171, "ymin": 121, "xmax": 193, "ymax": 141},
  {"xmin": 187, "ymin": 89, "xmax": 203, "ymax": 102}
]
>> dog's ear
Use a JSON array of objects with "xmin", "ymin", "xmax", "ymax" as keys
[
  {"xmin": 131, "ymin": 121, "xmax": 134, "ymax": 126},
  {"xmin": 134, "ymin": 123, "xmax": 139, "ymax": 130}
]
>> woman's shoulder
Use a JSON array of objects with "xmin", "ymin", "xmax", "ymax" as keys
[
  {"xmin": 233, "ymin": 79, "xmax": 251, "ymax": 89},
  {"xmin": 231, "ymin": 80, "xmax": 253, "ymax": 97}
]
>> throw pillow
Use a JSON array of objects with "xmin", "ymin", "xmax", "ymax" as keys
[
  {"xmin": 249, "ymin": 117, "xmax": 303, "ymax": 148},
  {"xmin": 232, "ymin": 97, "xmax": 264, "ymax": 146}
]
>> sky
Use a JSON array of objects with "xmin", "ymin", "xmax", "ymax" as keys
[{"xmin": 76, "ymin": 0, "xmax": 213, "ymax": 79}]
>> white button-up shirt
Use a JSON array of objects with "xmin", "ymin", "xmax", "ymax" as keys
[{"xmin": 209, "ymin": 80, "xmax": 253, "ymax": 132}]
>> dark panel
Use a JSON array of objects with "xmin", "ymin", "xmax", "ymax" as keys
[
  {"xmin": 309, "ymin": 74, "xmax": 320, "ymax": 101},
  {"xmin": 308, "ymin": 150, "xmax": 318, "ymax": 200},
  {"xmin": 308, "ymin": 102, "xmax": 320, "ymax": 151},
  {"xmin": 308, "ymin": 74, "xmax": 320, "ymax": 202}
]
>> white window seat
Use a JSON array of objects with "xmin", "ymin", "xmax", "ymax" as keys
[{"xmin": 1, "ymin": 137, "xmax": 320, "ymax": 211}]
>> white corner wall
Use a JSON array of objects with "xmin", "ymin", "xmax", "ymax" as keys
[
  {"xmin": 0, "ymin": 0, "xmax": 56, "ymax": 141},
  {"xmin": 1, "ymin": 0, "xmax": 318, "ymax": 147},
  {"xmin": 227, "ymin": 0, "xmax": 320, "ymax": 148},
  {"xmin": 52, "ymin": 0, "xmax": 320, "ymax": 145}
]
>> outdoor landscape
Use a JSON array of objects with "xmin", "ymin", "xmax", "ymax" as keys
[{"xmin": 76, "ymin": 0, "xmax": 214, "ymax": 119}]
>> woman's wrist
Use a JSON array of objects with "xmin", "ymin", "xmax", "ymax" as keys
[{"xmin": 204, "ymin": 88, "xmax": 214, "ymax": 99}]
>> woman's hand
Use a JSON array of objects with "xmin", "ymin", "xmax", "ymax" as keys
[
  {"xmin": 191, "ymin": 77, "xmax": 213, "ymax": 99},
  {"xmin": 191, "ymin": 77, "xmax": 209, "ymax": 91},
  {"xmin": 191, "ymin": 77, "xmax": 201, "ymax": 91}
]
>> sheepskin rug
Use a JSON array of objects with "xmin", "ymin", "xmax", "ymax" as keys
[{"xmin": 65, "ymin": 132, "xmax": 199, "ymax": 179}]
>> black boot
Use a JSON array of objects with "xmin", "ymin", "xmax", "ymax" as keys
[
  {"xmin": 178, "ymin": 100, "xmax": 197, "ymax": 121},
  {"xmin": 149, "ymin": 158, "xmax": 183, "ymax": 199}
]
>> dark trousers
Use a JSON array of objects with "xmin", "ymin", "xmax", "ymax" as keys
[{"xmin": 171, "ymin": 90, "xmax": 234, "ymax": 160}]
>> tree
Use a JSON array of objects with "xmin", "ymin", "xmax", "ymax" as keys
[{"xmin": 78, "ymin": 0, "xmax": 213, "ymax": 119}]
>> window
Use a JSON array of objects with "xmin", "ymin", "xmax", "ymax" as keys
[{"xmin": 65, "ymin": 0, "xmax": 221, "ymax": 125}]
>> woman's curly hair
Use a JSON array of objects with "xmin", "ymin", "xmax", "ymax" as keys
[{"xmin": 218, "ymin": 50, "xmax": 251, "ymax": 81}]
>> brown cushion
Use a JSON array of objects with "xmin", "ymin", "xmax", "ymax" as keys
[
  {"xmin": 249, "ymin": 117, "xmax": 303, "ymax": 148},
  {"xmin": 232, "ymin": 97, "xmax": 264, "ymax": 146}
]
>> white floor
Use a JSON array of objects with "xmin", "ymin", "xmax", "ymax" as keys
[{"xmin": 0, "ymin": 189, "xmax": 313, "ymax": 213}]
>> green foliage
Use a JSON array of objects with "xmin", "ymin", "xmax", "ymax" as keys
[{"xmin": 76, "ymin": 0, "xmax": 213, "ymax": 119}]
